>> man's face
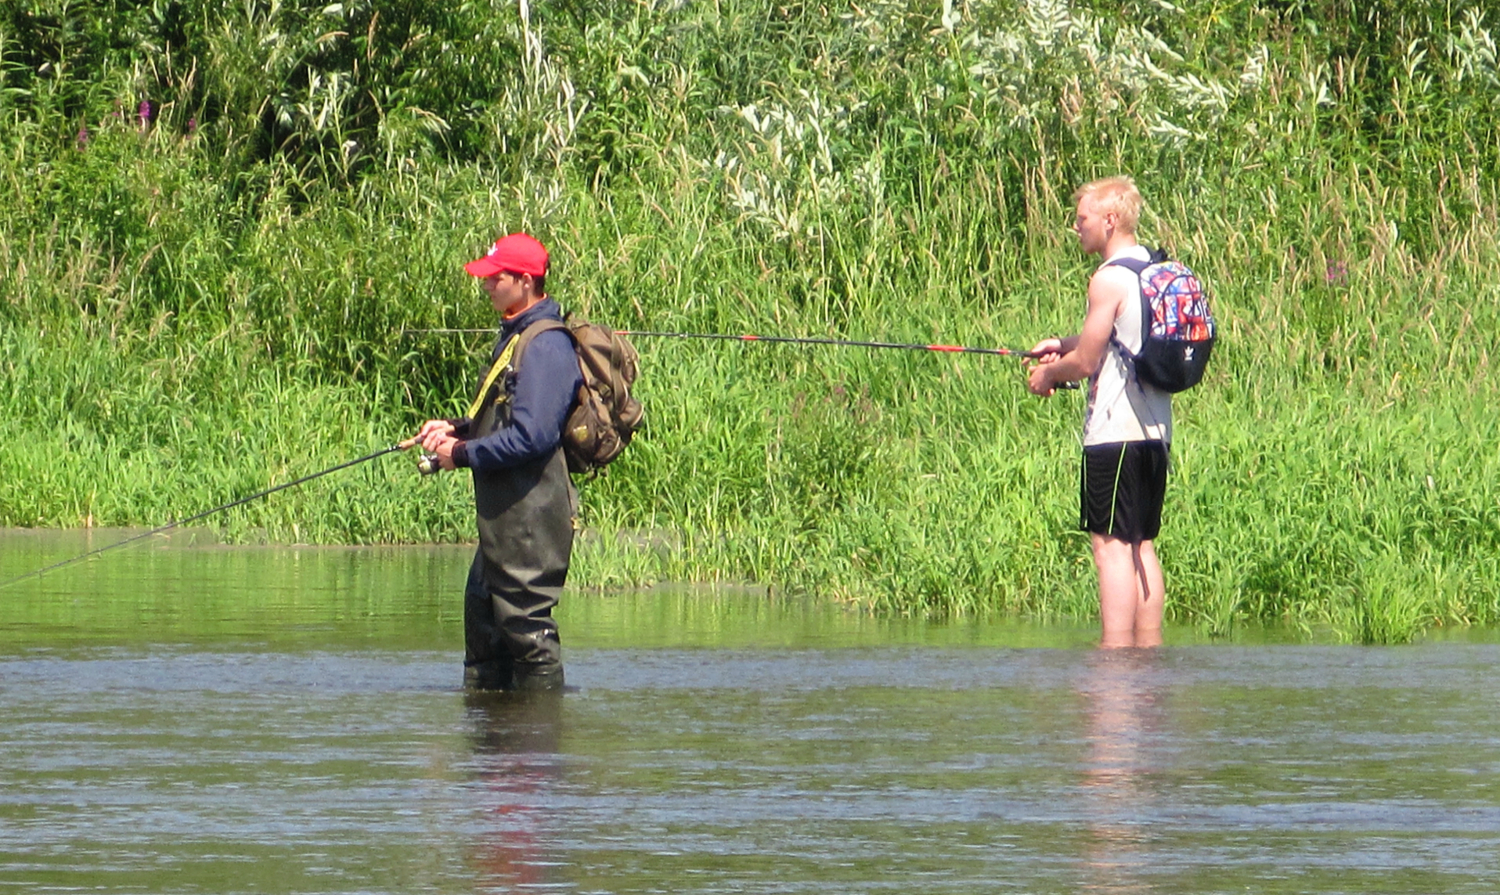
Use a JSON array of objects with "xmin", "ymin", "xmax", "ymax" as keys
[
  {"xmin": 1074, "ymin": 197, "xmax": 1114, "ymax": 256},
  {"xmin": 479, "ymin": 271, "xmax": 527, "ymax": 315}
]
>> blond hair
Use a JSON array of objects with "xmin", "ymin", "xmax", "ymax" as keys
[{"xmin": 1073, "ymin": 176, "xmax": 1144, "ymax": 233}]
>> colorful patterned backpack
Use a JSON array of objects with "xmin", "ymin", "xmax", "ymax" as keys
[{"xmin": 1106, "ymin": 248, "xmax": 1216, "ymax": 393}]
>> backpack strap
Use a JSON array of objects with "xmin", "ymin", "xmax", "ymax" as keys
[
  {"xmin": 1102, "ymin": 247, "xmax": 1167, "ymax": 358},
  {"xmin": 512, "ymin": 316, "xmax": 570, "ymax": 367},
  {"xmin": 511, "ymin": 316, "xmax": 579, "ymax": 408},
  {"xmin": 474, "ymin": 317, "xmax": 573, "ymax": 410},
  {"xmin": 466, "ymin": 333, "xmax": 521, "ymax": 420},
  {"xmin": 466, "ymin": 317, "xmax": 569, "ymax": 417}
]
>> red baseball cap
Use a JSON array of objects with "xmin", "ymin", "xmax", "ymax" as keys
[{"xmin": 464, "ymin": 233, "xmax": 548, "ymax": 278}]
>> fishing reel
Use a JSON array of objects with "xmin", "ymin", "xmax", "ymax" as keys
[{"xmin": 416, "ymin": 452, "xmax": 442, "ymax": 476}]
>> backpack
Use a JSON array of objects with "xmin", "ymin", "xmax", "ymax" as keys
[
  {"xmin": 515, "ymin": 312, "xmax": 643, "ymax": 475},
  {"xmin": 1105, "ymin": 248, "xmax": 1216, "ymax": 393}
]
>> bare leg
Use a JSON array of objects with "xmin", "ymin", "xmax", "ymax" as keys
[
  {"xmin": 1093, "ymin": 535, "xmax": 1166, "ymax": 648},
  {"xmin": 1132, "ymin": 540, "xmax": 1165, "ymax": 647},
  {"xmin": 1093, "ymin": 534, "xmax": 1141, "ymax": 648}
]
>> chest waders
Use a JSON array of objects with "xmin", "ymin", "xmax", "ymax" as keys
[{"xmin": 464, "ymin": 323, "xmax": 578, "ymax": 692}]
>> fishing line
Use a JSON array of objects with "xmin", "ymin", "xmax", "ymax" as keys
[{"xmin": 0, "ymin": 443, "xmax": 411, "ymax": 589}]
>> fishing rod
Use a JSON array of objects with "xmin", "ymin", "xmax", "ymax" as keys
[
  {"xmin": 402, "ymin": 327, "xmax": 1049, "ymax": 359},
  {"xmin": 617, "ymin": 330, "xmax": 1051, "ymax": 358},
  {"xmin": 400, "ymin": 327, "xmax": 1078, "ymax": 387},
  {"xmin": 0, "ymin": 441, "xmax": 416, "ymax": 590},
  {"xmin": 618, "ymin": 330, "xmax": 1080, "ymax": 387}
]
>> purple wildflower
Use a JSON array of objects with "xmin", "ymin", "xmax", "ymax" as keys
[
  {"xmin": 139, "ymin": 100, "xmax": 152, "ymax": 130},
  {"xmin": 187, "ymin": 116, "xmax": 197, "ymax": 135},
  {"xmin": 76, "ymin": 126, "xmax": 90, "ymax": 149},
  {"xmin": 1325, "ymin": 260, "xmax": 1348, "ymax": 285}
]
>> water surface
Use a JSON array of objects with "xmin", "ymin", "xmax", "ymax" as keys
[{"xmin": 2, "ymin": 530, "xmax": 1498, "ymax": 894}]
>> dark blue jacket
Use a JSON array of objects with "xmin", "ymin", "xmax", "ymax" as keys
[{"xmin": 452, "ymin": 298, "xmax": 582, "ymax": 471}]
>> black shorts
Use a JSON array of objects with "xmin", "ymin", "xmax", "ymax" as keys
[{"xmin": 1080, "ymin": 441, "xmax": 1169, "ymax": 543}]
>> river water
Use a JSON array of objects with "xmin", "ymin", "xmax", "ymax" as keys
[{"xmin": 2, "ymin": 530, "xmax": 1498, "ymax": 893}]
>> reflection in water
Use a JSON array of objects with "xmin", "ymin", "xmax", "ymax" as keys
[
  {"xmin": 463, "ymin": 692, "xmax": 568, "ymax": 893},
  {"xmin": 1078, "ymin": 649, "xmax": 1170, "ymax": 894}
]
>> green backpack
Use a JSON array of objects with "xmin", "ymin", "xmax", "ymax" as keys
[{"xmin": 516, "ymin": 313, "xmax": 643, "ymax": 475}]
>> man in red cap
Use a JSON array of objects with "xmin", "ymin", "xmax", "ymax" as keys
[{"xmin": 414, "ymin": 233, "xmax": 583, "ymax": 691}]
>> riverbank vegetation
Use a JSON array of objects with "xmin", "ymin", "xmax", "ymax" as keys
[{"xmin": 4, "ymin": 0, "xmax": 1499, "ymax": 642}]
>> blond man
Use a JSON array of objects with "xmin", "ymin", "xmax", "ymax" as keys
[{"xmin": 1028, "ymin": 177, "xmax": 1172, "ymax": 648}]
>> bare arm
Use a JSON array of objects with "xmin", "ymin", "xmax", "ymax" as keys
[
  {"xmin": 1029, "ymin": 334, "xmax": 1082, "ymax": 359},
  {"xmin": 1027, "ymin": 268, "xmax": 1129, "ymax": 396}
]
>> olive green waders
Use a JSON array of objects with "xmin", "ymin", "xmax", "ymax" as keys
[{"xmin": 463, "ymin": 328, "xmax": 578, "ymax": 692}]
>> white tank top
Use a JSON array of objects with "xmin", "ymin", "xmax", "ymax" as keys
[{"xmin": 1082, "ymin": 245, "xmax": 1173, "ymax": 446}]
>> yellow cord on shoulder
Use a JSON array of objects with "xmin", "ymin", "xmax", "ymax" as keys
[{"xmin": 465, "ymin": 334, "xmax": 520, "ymax": 419}]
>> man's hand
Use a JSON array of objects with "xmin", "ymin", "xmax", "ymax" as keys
[
  {"xmin": 1026, "ymin": 338, "xmax": 1063, "ymax": 397},
  {"xmin": 414, "ymin": 419, "xmax": 456, "ymax": 444},
  {"xmin": 399, "ymin": 420, "xmax": 462, "ymax": 470},
  {"xmin": 412, "ymin": 420, "xmax": 461, "ymax": 471},
  {"xmin": 1023, "ymin": 268, "xmax": 1126, "ymax": 398},
  {"xmin": 1027, "ymin": 361, "xmax": 1058, "ymax": 397},
  {"xmin": 425, "ymin": 437, "xmax": 460, "ymax": 471},
  {"xmin": 1029, "ymin": 338, "xmax": 1063, "ymax": 363}
]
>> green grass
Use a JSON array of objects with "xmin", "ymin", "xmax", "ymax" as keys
[{"xmin": 3, "ymin": 0, "xmax": 1500, "ymax": 642}]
